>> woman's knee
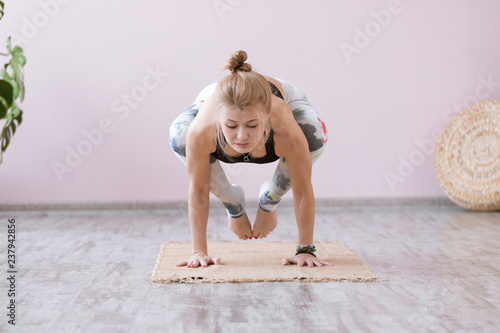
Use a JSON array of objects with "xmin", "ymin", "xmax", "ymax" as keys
[
  {"xmin": 291, "ymin": 104, "xmax": 328, "ymax": 156},
  {"xmin": 310, "ymin": 116, "xmax": 328, "ymax": 161},
  {"xmin": 169, "ymin": 106, "xmax": 198, "ymax": 158}
]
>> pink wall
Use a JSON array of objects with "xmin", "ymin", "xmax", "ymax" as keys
[{"xmin": 1, "ymin": 0, "xmax": 499, "ymax": 203}]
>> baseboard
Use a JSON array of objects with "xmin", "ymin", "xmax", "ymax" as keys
[{"xmin": 0, "ymin": 197, "xmax": 455, "ymax": 211}]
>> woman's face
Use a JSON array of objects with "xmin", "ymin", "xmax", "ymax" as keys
[{"xmin": 220, "ymin": 107, "xmax": 264, "ymax": 154}]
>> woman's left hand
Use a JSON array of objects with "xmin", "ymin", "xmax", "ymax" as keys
[{"xmin": 282, "ymin": 253, "xmax": 333, "ymax": 267}]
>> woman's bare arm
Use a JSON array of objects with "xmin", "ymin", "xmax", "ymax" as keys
[
  {"xmin": 272, "ymin": 99, "xmax": 315, "ymax": 244},
  {"xmin": 177, "ymin": 99, "xmax": 220, "ymax": 267},
  {"xmin": 273, "ymin": 100, "xmax": 332, "ymax": 267},
  {"xmin": 186, "ymin": 124, "xmax": 212, "ymax": 255},
  {"xmin": 279, "ymin": 125, "xmax": 315, "ymax": 245}
]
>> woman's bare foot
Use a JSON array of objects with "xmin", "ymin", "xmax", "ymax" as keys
[
  {"xmin": 252, "ymin": 207, "xmax": 278, "ymax": 239},
  {"xmin": 228, "ymin": 213, "xmax": 253, "ymax": 240}
]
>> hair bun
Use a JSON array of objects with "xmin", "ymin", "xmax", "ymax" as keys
[{"xmin": 219, "ymin": 50, "xmax": 252, "ymax": 73}]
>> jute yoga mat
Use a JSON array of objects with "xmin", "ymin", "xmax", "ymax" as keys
[{"xmin": 151, "ymin": 241, "xmax": 378, "ymax": 283}]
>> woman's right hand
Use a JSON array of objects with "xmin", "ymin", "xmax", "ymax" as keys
[{"xmin": 176, "ymin": 252, "xmax": 221, "ymax": 268}]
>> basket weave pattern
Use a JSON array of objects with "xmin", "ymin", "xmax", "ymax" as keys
[{"xmin": 435, "ymin": 100, "xmax": 500, "ymax": 211}]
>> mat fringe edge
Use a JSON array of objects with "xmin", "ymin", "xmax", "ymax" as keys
[{"xmin": 149, "ymin": 275, "xmax": 388, "ymax": 284}]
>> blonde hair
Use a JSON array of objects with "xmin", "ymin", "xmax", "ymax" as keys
[{"xmin": 213, "ymin": 50, "xmax": 273, "ymax": 161}]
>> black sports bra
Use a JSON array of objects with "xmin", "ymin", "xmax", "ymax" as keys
[{"xmin": 210, "ymin": 81, "xmax": 283, "ymax": 164}]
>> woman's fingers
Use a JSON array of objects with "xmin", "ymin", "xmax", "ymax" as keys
[
  {"xmin": 282, "ymin": 257, "xmax": 297, "ymax": 265},
  {"xmin": 306, "ymin": 258, "xmax": 315, "ymax": 268},
  {"xmin": 317, "ymin": 259, "xmax": 333, "ymax": 266},
  {"xmin": 283, "ymin": 257, "xmax": 333, "ymax": 267},
  {"xmin": 185, "ymin": 258, "xmax": 200, "ymax": 268},
  {"xmin": 179, "ymin": 256, "xmax": 221, "ymax": 268},
  {"xmin": 311, "ymin": 259, "xmax": 324, "ymax": 267},
  {"xmin": 197, "ymin": 257, "xmax": 221, "ymax": 267},
  {"xmin": 181, "ymin": 256, "xmax": 329, "ymax": 268}
]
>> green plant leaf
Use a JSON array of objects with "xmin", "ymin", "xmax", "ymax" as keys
[
  {"xmin": 2, "ymin": 69, "xmax": 19, "ymax": 100},
  {"xmin": 12, "ymin": 47, "xmax": 26, "ymax": 66},
  {"xmin": 0, "ymin": 101, "xmax": 6, "ymax": 118},
  {"xmin": 0, "ymin": 104, "xmax": 23, "ymax": 162},
  {"xmin": 10, "ymin": 64, "xmax": 24, "ymax": 101},
  {"xmin": 8, "ymin": 45, "xmax": 26, "ymax": 102},
  {"xmin": 1, "ymin": 123, "xmax": 12, "ymax": 151},
  {"xmin": 11, "ymin": 105, "xmax": 21, "ymax": 118},
  {"xmin": 12, "ymin": 45, "xmax": 25, "ymax": 57},
  {"xmin": 0, "ymin": 2, "xmax": 4, "ymax": 21},
  {"xmin": 6, "ymin": 36, "xmax": 12, "ymax": 54},
  {"xmin": 0, "ymin": 79, "xmax": 13, "ymax": 108},
  {"xmin": 0, "ymin": 80, "xmax": 13, "ymax": 105},
  {"xmin": 0, "ymin": 80, "xmax": 13, "ymax": 119},
  {"xmin": 4, "ymin": 111, "xmax": 12, "ymax": 128},
  {"xmin": 0, "ymin": 35, "xmax": 27, "ymax": 164},
  {"xmin": 10, "ymin": 104, "xmax": 23, "ymax": 126}
]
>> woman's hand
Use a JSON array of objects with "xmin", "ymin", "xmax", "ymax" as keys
[
  {"xmin": 176, "ymin": 252, "xmax": 221, "ymax": 268},
  {"xmin": 282, "ymin": 253, "xmax": 333, "ymax": 267}
]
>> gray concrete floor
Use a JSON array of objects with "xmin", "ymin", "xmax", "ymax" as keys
[{"xmin": 0, "ymin": 199, "xmax": 499, "ymax": 332}]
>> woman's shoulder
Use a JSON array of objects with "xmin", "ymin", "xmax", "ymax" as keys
[
  {"xmin": 263, "ymin": 75, "xmax": 286, "ymax": 100},
  {"xmin": 190, "ymin": 98, "xmax": 216, "ymax": 127},
  {"xmin": 269, "ymin": 99, "xmax": 296, "ymax": 135},
  {"xmin": 194, "ymin": 96, "xmax": 215, "ymax": 116}
]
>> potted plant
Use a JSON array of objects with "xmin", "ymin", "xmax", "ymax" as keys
[{"xmin": 0, "ymin": 1, "xmax": 27, "ymax": 164}]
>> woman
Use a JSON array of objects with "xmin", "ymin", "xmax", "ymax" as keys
[{"xmin": 169, "ymin": 50, "xmax": 331, "ymax": 268}]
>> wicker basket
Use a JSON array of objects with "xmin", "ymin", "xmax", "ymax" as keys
[{"xmin": 435, "ymin": 99, "xmax": 500, "ymax": 211}]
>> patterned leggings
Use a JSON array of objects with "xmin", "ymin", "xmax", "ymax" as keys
[{"xmin": 169, "ymin": 77, "xmax": 328, "ymax": 218}]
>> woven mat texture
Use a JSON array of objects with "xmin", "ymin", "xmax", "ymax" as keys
[{"xmin": 151, "ymin": 241, "xmax": 378, "ymax": 283}]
